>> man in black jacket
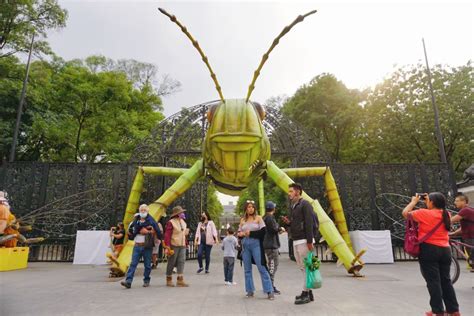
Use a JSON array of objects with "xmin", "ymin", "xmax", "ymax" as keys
[
  {"xmin": 282, "ymin": 183, "xmax": 316, "ymax": 305},
  {"xmin": 263, "ymin": 201, "xmax": 282, "ymax": 294}
]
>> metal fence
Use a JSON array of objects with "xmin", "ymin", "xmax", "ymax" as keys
[
  {"xmin": 27, "ymin": 238, "xmax": 199, "ymax": 262},
  {"xmin": 1, "ymin": 161, "xmax": 458, "ymax": 263}
]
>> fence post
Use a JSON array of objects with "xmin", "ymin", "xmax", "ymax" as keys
[{"xmin": 368, "ymin": 165, "xmax": 379, "ymax": 230}]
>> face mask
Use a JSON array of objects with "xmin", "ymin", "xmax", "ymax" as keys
[
  {"xmin": 179, "ymin": 213, "xmax": 186, "ymax": 220},
  {"xmin": 201, "ymin": 216, "xmax": 206, "ymax": 221},
  {"xmin": 140, "ymin": 212, "xmax": 148, "ymax": 218}
]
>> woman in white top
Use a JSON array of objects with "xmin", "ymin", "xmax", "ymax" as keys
[
  {"xmin": 238, "ymin": 200, "xmax": 274, "ymax": 300},
  {"xmin": 194, "ymin": 211, "xmax": 218, "ymax": 273}
]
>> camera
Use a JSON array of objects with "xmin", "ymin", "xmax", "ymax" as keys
[{"xmin": 417, "ymin": 193, "xmax": 427, "ymax": 199}]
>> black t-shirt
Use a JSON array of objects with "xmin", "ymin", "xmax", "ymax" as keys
[
  {"xmin": 200, "ymin": 222, "xmax": 207, "ymax": 245},
  {"xmin": 113, "ymin": 229, "xmax": 125, "ymax": 245}
]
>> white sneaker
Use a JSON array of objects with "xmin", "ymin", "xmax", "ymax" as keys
[{"xmin": 225, "ymin": 281, "xmax": 231, "ymax": 285}]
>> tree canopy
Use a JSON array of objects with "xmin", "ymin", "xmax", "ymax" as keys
[
  {"xmin": 281, "ymin": 63, "xmax": 473, "ymax": 177},
  {"xmin": 0, "ymin": 0, "xmax": 67, "ymax": 58},
  {"xmin": 0, "ymin": 55, "xmax": 166, "ymax": 162}
]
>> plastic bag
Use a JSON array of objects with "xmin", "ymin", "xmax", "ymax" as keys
[{"xmin": 304, "ymin": 252, "xmax": 322, "ymax": 289}]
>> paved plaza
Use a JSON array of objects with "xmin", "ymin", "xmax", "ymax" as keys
[{"xmin": 1, "ymin": 251, "xmax": 473, "ymax": 316}]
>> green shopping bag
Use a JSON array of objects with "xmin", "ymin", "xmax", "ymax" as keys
[{"xmin": 304, "ymin": 252, "xmax": 322, "ymax": 289}]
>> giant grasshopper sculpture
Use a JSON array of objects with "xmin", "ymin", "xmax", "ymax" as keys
[{"xmin": 110, "ymin": 8, "xmax": 364, "ymax": 277}]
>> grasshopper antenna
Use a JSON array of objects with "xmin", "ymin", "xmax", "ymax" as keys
[
  {"xmin": 245, "ymin": 10, "xmax": 317, "ymax": 102},
  {"xmin": 158, "ymin": 8, "xmax": 225, "ymax": 102}
]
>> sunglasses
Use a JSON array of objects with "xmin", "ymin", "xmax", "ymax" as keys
[{"xmin": 246, "ymin": 200, "xmax": 255, "ymax": 204}]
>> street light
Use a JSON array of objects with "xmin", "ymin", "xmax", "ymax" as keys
[
  {"xmin": 9, "ymin": 32, "xmax": 35, "ymax": 162},
  {"xmin": 422, "ymin": 38, "xmax": 447, "ymax": 164}
]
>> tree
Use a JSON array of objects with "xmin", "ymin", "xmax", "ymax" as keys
[
  {"xmin": 235, "ymin": 180, "xmax": 287, "ymax": 222},
  {"xmin": 0, "ymin": 0, "xmax": 67, "ymax": 58},
  {"xmin": 0, "ymin": 56, "xmax": 168, "ymax": 162},
  {"xmin": 83, "ymin": 55, "xmax": 181, "ymax": 97},
  {"xmin": 282, "ymin": 73, "xmax": 364, "ymax": 162},
  {"xmin": 206, "ymin": 185, "xmax": 224, "ymax": 228},
  {"xmin": 0, "ymin": 56, "xmax": 26, "ymax": 159},
  {"xmin": 363, "ymin": 62, "xmax": 473, "ymax": 175}
]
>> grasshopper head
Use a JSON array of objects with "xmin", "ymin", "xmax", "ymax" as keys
[{"xmin": 204, "ymin": 99, "xmax": 270, "ymax": 195}]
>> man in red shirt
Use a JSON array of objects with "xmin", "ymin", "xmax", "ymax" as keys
[{"xmin": 450, "ymin": 194, "xmax": 474, "ymax": 272}]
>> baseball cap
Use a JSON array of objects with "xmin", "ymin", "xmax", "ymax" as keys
[{"xmin": 265, "ymin": 201, "xmax": 276, "ymax": 210}]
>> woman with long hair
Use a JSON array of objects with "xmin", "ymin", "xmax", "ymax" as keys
[
  {"xmin": 402, "ymin": 192, "xmax": 460, "ymax": 316},
  {"xmin": 238, "ymin": 200, "xmax": 274, "ymax": 300},
  {"xmin": 195, "ymin": 210, "xmax": 218, "ymax": 273}
]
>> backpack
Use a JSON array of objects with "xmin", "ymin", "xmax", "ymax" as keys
[
  {"xmin": 404, "ymin": 213, "xmax": 443, "ymax": 257},
  {"xmin": 311, "ymin": 210, "xmax": 319, "ymax": 240}
]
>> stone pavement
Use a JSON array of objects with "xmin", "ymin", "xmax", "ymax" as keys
[{"xmin": 1, "ymin": 251, "xmax": 473, "ymax": 316}]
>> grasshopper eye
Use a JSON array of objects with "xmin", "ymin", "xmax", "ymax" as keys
[
  {"xmin": 253, "ymin": 102, "xmax": 266, "ymax": 121},
  {"xmin": 207, "ymin": 104, "xmax": 219, "ymax": 123}
]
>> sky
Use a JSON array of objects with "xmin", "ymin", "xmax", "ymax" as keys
[{"xmin": 46, "ymin": 0, "xmax": 473, "ymax": 204}]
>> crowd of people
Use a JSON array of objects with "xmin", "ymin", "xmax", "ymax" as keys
[{"xmin": 112, "ymin": 185, "xmax": 471, "ymax": 313}]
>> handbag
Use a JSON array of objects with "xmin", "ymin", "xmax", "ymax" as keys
[
  {"xmin": 404, "ymin": 213, "xmax": 443, "ymax": 257},
  {"xmin": 236, "ymin": 238, "xmax": 243, "ymax": 261}
]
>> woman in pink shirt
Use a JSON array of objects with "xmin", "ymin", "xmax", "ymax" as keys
[
  {"xmin": 194, "ymin": 211, "xmax": 218, "ymax": 273},
  {"xmin": 402, "ymin": 192, "xmax": 460, "ymax": 316}
]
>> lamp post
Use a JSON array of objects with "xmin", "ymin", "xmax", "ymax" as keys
[
  {"xmin": 422, "ymin": 38, "xmax": 447, "ymax": 164},
  {"xmin": 9, "ymin": 32, "xmax": 35, "ymax": 162}
]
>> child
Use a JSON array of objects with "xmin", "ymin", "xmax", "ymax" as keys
[{"xmin": 222, "ymin": 227, "xmax": 238, "ymax": 285}]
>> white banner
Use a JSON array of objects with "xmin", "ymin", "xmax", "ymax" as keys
[
  {"xmin": 349, "ymin": 230, "xmax": 394, "ymax": 263},
  {"xmin": 73, "ymin": 230, "xmax": 111, "ymax": 265}
]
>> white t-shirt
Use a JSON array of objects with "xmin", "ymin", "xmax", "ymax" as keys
[
  {"xmin": 134, "ymin": 234, "xmax": 145, "ymax": 243},
  {"xmin": 293, "ymin": 238, "xmax": 315, "ymax": 246}
]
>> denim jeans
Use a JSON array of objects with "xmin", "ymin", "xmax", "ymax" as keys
[
  {"xmin": 223, "ymin": 257, "xmax": 235, "ymax": 282},
  {"xmin": 419, "ymin": 243, "xmax": 459, "ymax": 314},
  {"xmin": 197, "ymin": 243, "xmax": 213, "ymax": 270},
  {"xmin": 242, "ymin": 237, "xmax": 273, "ymax": 294},
  {"xmin": 126, "ymin": 245, "xmax": 152, "ymax": 284}
]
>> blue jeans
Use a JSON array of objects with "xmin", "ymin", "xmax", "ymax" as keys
[
  {"xmin": 126, "ymin": 245, "xmax": 152, "ymax": 284},
  {"xmin": 197, "ymin": 243, "xmax": 213, "ymax": 270},
  {"xmin": 223, "ymin": 257, "xmax": 235, "ymax": 282},
  {"xmin": 242, "ymin": 237, "xmax": 273, "ymax": 294}
]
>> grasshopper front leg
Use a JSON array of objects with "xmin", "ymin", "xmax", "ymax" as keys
[
  {"xmin": 282, "ymin": 166, "xmax": 354, "ymax": 254},
  {"xmin": 266, "ymin": 161, "xmax": 363, "ymax": 275},
  {"xmin": 110, "ymin": 160, "xmax": 204, "ymax": 276}
]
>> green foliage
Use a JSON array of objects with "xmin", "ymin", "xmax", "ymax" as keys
[
  {"xmin": 235, "ymin": 180, "xmax": 288, "ymax": 221},
  {"xmin": 363, "ymin": 62, "xmax": 473, "ymax": 175},
  {"xmin": 0, "ymin": 0, "xmax": 68, "ymax": 58},
  {"xmin": 206, "ymin": 184, "xmax": 224, "ymax": 228},
  {"xmin": 281, "ymin": 64, "xmax": 473, "ymax": 179},
  {"xmin": 0, "ymin": 56, "xmax": 167, "ymax": 162},
  {"xmin": 282, "ymin": 74, "xmax": 365, "ymax": 162}
]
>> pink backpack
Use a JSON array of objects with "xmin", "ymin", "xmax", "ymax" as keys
[{"xmin": 404, "ymin": 213, "xmax": 443, "ymax": 257}]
